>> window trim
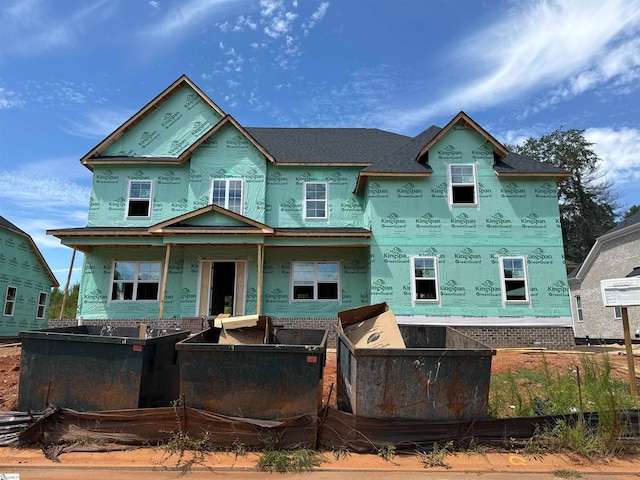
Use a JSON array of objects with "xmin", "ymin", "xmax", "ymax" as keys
[
  {"xmin": 290, "ymin": 261, "xmax": 341, "ymax": 302},
  {"xmin": 410, "ymin": 256, "xmax": 440, "ymax": 304},
  {"xmin": 448, "ymin": 163, "xmax": 478, "ymax": 206},
  {"xmin": 36, "ymin": 291, "xmax": 48, "ymax": 319},
  {"xmin": 110, "ymin": 261, "xmax": 162, "ymax": 302},
  {"xmin": 499, "ymin": 256, "xmax": 530, "ymax": 305},
  {"xmin": 576, "ymin": 295, "xmax": 584, "ymax": 322},
  {"xmin": 210, "ymin": 178, "xmax": 245, "ymax": 215},
  {"xmin": 125, "ymin": 179, "xmax": 154, "ymax": 219},
  {"xmin": 303, "ymin": 182, "xmax": 328, "ymax": 220},
  {"xmin": 3, "ymin": 286, "xmax": 17, "ymax": 317}
]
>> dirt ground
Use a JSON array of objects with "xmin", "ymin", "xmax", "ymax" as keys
[{"xmin": 1, "ymin": 342, "xmax": 639, "ymax": 473}]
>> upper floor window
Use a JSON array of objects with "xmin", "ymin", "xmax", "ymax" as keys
[
  {"xmin": 411, "ymin": 256, "xmax": 439, "ymax": 302},
  {"xmin": 36, "ymin": 292, "xmax": 48, "ymax": 319},
  {"xmin": 576, "ymin": 295, "xmax": 584, "ymax": 322},
  {"xmin": 127, "ymin": 180, "xmax": 153, "ymax": 218},
  {"xmin": 211, "ymin": 178, "xmax": 244, "ymax": 215},
  {"xmin": 3, "ymin": 286, "xmax": 17, "ymax": 316},
  {"xmin": 499, "ymin": 257, "xmax": 530, "ymax": 304},
  {"xmin": 449, "ymin": 164, "xmax": 477, "ymax": 205},
  {"xmin": 111, "ymin": 261, "xmax": 161, "ymax": 301},
  {"xmin": 291, "ymin": 261, "xmax": 339, "ymax": 301},
  {"xmin": 303, "ymin": 182, "xmax": 328, "ymax": 219}
]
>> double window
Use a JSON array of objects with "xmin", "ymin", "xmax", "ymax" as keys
[
  {"xmin": 36, "ymin": 292, "xmax": 48, "ymax": 319},
  {"xmin": 292, "ymin": 261, "xmax": 339, "ymax": 300},
  {"xmin": 3, "ymin": 286, "xmax": 17, "ymax": 316},
  {"xmin": 126, "ymin": 180, "xmax": 153, "ymax": 218},
  {"xmin": 410, "ymin": 256, "xmax": 439, "ymax": 302},
  {"xmin": 448, "ymin": 164, "xmax": 477, "ymax": 205},
  {"xmin": 211, "ymin": 178, "xmax": 244, "ymax": 214},
  {"xmin": 303, "ymin": 182, "xmax": 328, "ymax": 219},
  {"xmin": 111, "ymin": 261, "xmax": 161, "ymax": 301},
  {"xmin": 499, "ymin": 257, "xmax": 530, "ymax": 303}
]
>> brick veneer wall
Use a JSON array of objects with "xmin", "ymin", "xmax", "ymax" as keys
[{"xmin": 47, "ymin": 318, "xmax": 574, "ymax": 350}]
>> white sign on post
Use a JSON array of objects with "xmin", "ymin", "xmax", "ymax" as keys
[{"xmin": 601, "ymin": 277, "xmax": 640, "ymax": 307}]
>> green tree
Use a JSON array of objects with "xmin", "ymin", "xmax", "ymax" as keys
[
  {"xmin": 623, "ymin": 204, "xmax": 640, "ymax": 219},
  {"xmin": 509, "ymin": 128, "xmax": 618, "ymax": 263},
  {"xmin": 48, "ymin": 282, "xmax": 80, "ymax": 320}
]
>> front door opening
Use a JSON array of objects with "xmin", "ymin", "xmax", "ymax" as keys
[{"xmin": 210, "ymin": 262, "xmax": 236, "ymax": 316}]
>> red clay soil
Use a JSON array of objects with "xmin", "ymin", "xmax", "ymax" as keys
[{"xmin": 0, "ymin": 345, "xmax": 20, "ymax": 411}]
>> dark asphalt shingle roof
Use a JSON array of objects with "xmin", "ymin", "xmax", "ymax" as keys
[
  {"xmin": 605, "ymin": 210, "xmax": 640, "ymax": 235},
  {"xmin": 494, "ymin": 152, "xmax": 570, "ymax": 176},
  {"xmin": 245, "ymin": 128, "xmax": 410, "ymax": 164}
]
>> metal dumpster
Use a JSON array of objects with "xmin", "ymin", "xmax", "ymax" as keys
[
  {"xmin": 337, "ymin": 319, "xmax": 495, "ymax": 421},
  {"xmin": 18, "ymin": 325, "xmax": 189, "ymax": 412},
  {"xmin": 176, "ymin": 325, "xmax": 327, "ymax": 420}
]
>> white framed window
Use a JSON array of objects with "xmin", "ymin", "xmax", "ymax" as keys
[
  {"xmin": 576, "ymin": 295, "xmax": 584, "ymax": 322},
  {"xmin": 126, "ymin": 180, "xmax": 153, "ymax": 218},
  {"xmin": 303, "ymin": 182, "xmax": 328, "ymax": 219},
  {"xmin": 448, "ymin": 164, "xmax": 477, "ymax": 205},
  {"xmin": 36, "ymin": 291, "xmax": 48, "ymax": 319},
  {"xmin": 410, "ymin": 256, "xmax": 440, "ymax": 302},
  {"xmin": 614, "ymin": 305, "xmax": 622, "ymax": 320},
  {"xmin": 211, "ymin": 178, "xmax": 244, "ymax": 214},
  {"xmin": 3, "ymin": 286, "xmax": 17, "ymax": 317},
  {"xmin": 111, "ymin": 261, "xmax": 162, "ymax": 301},
  {"xmin": 291, "ymin": 261, "xmax": 340, "ymax": 301},
  {"xmin": 499, "ymin": 257, "xmax": 530, "ymax": 304}
]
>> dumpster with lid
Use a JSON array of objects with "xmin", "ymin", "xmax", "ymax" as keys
[
  {"xmin": 337, "ymin": 303, "xmax": 496, "ymax": 421},
  {"xmin": 18, "ymin": 325, "xmax": 189, "ymax": 412},
  {"xmin": 176, "ymin": 316, "xmax": 327, "ymax": 420}
]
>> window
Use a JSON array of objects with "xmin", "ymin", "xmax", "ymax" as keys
[
  {"xmin": 292, "ymin": 261, "xmax": 339, "ymax": 300},
  {"xmin": 449, "ymin": 164, "xmax": 477, "ymax": 205},
  {"xmin": 211, "ymin": 178, "xmax": 244, "ymax": 214},
  {"xmin": 127, "ymin": 180, "xmax": 153, "ymax": 218},
  {"xmin": 576, "ymin": 295, "xmax": 584, "ymax": 322},
  {"xmin": 303, "ymin": 182, "xmax": 328, "ymax": 219},
  {"xmin": 111, "ymin": 261, "xmax": 161, "ymax": 301},
  {"xmin": 614, "ymin": 305, "xmax": 622, "ymax": 320},
  {"xmin": 499, "ymin": 257, "xmax": 529, "ymax": 303},
  {"xmin": 3, "ymin": 286, "xmax": 17, "ymax": 316},
  {"xmin": 411, "ymin": 256, "xmax": 439, "ymax": 302},
  {"xmin": 36, "ymin": 292, "xmax": 48, "ymax": 319}
]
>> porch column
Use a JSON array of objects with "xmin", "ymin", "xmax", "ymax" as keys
[
  {"xmin": 257, "ymin": 243, "xmax": 264, "ymax": 314},
  {"xmin": 159, "ymin": 243, "xmax": 172, "ymax": 319},
  {"xmin": 59, "ymin": 248, "xmax": 77, "ymax": 320}
]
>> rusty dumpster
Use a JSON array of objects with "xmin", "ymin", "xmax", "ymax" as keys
[
  {"xmin": 176, "ymin": 324, "xmax": 327, "ymax": 420},
  {"xmin": 337, "ymin": 313, "xmax": 495, "ymax": 420},
  {"xmin": 18, "ymin": 325, "xmax": 189, "ymax": 412}
]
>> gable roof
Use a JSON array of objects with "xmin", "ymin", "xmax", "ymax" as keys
[
  {"xmin": 80, "ymin": 75, "xmax": 227, "ymax": 169},
  {"xmin": 568, "ymin": 212, "xmax": 640, "ymax": 284},
  {"xmin": 0, "ymin": 215, "xmax": 59, "ymax": 288},
  {"xmin": 494, "ymin": 152, "xmax": 571, "ymax": 181},
  {"xmin": 149, "ymin": 204, "xmax": 274, "ymax": 234}
]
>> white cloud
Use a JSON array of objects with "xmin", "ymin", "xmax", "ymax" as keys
[
  {"xmin": 62, "ymin": 108, "xmax": 134, "ymax": 138},
  {"xmin": 149, "ymin": 1, "xmax": 160, "ymax": 10},
  {"xmin": 585, "ymin": 127, "xmax": 640, "ymax": 202},
  {"xmin": 381, "ymin": 0, "xmax": 640, "ymax": 132},
  {"xmin": 0, "ymin": 87, "xmax": 23, "ymax": 109},
  {"xmin": 302, "ymin": 1, "xmax": 329, "ymax": 34}
]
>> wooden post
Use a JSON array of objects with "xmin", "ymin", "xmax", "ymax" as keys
[
  {"xmin": 256, "ymin": 244, "xmax": 264, "ymax": 315},
  {"xmin": 621, "ymin": 307, "xmax": 638, "ymax": 396},
  {"xmin": 158, "ymin": 244, "xmax": 171, "ymax": 319},
  {"xmin": 59, "ymin": 248, "xmax": 77, "ymax": 320}
]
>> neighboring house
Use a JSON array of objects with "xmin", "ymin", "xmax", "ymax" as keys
[
  {"xmin": 48, "ymin": 75, "xmax": 574, "ymax": 349},
  {"xmin": 569, "ymin": 211, "xmax": 640, "ymax": 340},
  {"xmin": 0, "ymin": 215, "xmax": 59, "ymax": 337}
]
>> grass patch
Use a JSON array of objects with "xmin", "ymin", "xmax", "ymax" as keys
[
  {"xmin": 553, "ymin": 469, "xmax": 583, "ymax": 478},
  {"xmin": 418, "ymin": 441, "xmax": 454, "ymax": 468},
  {"xmin": 257, "ymin": 449, "xmax": 325, "ymax": 473}
]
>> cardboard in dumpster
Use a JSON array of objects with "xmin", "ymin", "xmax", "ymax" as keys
[
  {"xmin": 218, "ymin": 315, "xmax": 270, "ymax": 345},
  {"xmin": 338, "ymin": 303, "xmax": 406, "ymax": 349}
]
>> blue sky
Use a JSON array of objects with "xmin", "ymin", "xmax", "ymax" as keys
[{"xmin": 1, "ymin": 0, "xmax": 640, "ymax": 288}]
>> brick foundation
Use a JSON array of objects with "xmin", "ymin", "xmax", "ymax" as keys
[{"xmin": 46, "ymin": 318, "xmax": 575, "ymax": 350}]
